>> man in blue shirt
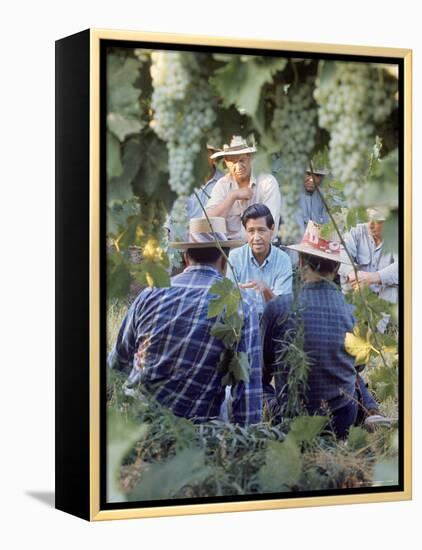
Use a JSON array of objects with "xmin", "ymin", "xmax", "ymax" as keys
[
  {"xmin": 186, "ymin": 144, "xmax": 225, "ymax": 220},
  {"xmin": 227, "ymin": 204, "xmax": 292, "ymax": 317},
  {"xmin": 109, "ymin": 217, "xmax": 262, "ymax": 426},
  {"xmin": 297, "ymin": 167, "xmax": 329, "ymax": 234},
  {"xmin": 261, "ymin": 221, "xmax": 386, "ymax": 438}
]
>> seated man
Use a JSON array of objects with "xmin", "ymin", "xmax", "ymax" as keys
[
  {"xmin": 297, "ymin": 167, "xmax": 329, "ymax": 234},
  {"xmin": 186, "ymin": 143, "xmax": 225, "ymax": 220},
  {"xmin": 109, "ymin": 217, "xmax": 262, "ymax": 426},
  {"xmin": 261, "ymin": 221, "xmax": 386, "ymax": 438},
  {"xmin": 227, "ymin": 203, "xmax": 292, "ymax": 317},
  {"xmin": 339, "ymin": 206, "xmax": 398, "ymax": 304},
  {"xmin": 206, "ymin": 136, "xmax": 281, "ymax": 241}
]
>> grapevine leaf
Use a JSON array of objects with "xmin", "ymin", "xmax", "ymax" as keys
[
  {"xmin": 211, "ymin": 322, "xmax": 237, "ymax": 347},
  {"xmin": 229, "ymin": 352, "xmax": 250, "ymax": 384},
  {"xmin": 107, "ymin": 113, "xmax": 145, "ymax": 142},
  {"xmin": 107, "ymin": 131, "xmax": 123, "ymax": 179},
  {"xmin": 133, "ymin": 261, "xmax": 170, "ymax": 288},
  {"xmin": 368, "ymin": 365, "xmax": 398, "ymax": 401},
  {"xmin": 345, "ymin": 327, "xmax": 374, "ymax": 366},
  {"xmin": 207, "ymin": 278, "xmax": 240, "ymax": 319},
  {"xmin": 211, "ymin": 57, "xmax": 287, "ymax": 116},
  {"xmin": 107, "ymin": 55, "xmax": 142, "ymax": 116},
  {"xmin": 128, "ymin": 448, "xmax": 212, "ymax": 501},
  {"xmin": 347, "ymin": 426, "xmax": 369, "ymax": 451},
  {"xmin": 132, "ymin": 133, "xmax": 170, "ymax": 199},
  {"xmin": 258, "ymin": 438, "xmax": 302, "ymax": 492},
  {"xmin": 107, "ymin": 253, "xmax": 132, "ymax": 300},
  {"xmin": 107, "ymin": 409, "xmax": 148, "ymax": 503},
  {"xmin": 318, "ymin": 60, "xmax": 337, "ymax": 89},
  {"xmin": 287, "ymin": 416, "xmax": 328, "ymax": 444},
  {"xmin": 107, "ymin": 199, "xmax": 139, "ymax": 237}
]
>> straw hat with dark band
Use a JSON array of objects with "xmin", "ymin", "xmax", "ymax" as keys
[
  {"xmin": 168, "ymin": 217, "xmax": 244, "ymax": 250},
  {"xmin": 210, "ymin": 136, "xmax": 257, "ymax": 160}
]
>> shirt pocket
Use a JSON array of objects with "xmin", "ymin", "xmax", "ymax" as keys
[{"xmin": 356, "ymin": 249, "xmax": 371, "ymax": 268}]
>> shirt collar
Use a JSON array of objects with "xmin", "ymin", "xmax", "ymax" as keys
[
  {"xmin": 183, "ymin": 265, "xmax": 222, "ymax": 277},
  {"xmin": 249, "ymin": 244, "xmax": 272, "ymax": 267}
]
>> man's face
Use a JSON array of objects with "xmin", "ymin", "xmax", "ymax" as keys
[
  {"xmin": 304, "ymin": 172, "xmax": 322, "ymax": 193},
  {"xmin": 245, "ymin": 217, "xmax": 274, "ymax": 256},
  {"xmin": 224, "ymin": 154, "xmax": 252, "ymax": 181},
  {"xmin": 368, "ymin": 220, "xmax": 384, "ymax": 241}
]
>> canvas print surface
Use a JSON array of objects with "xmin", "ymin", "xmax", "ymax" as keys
[{"xmin": 104, "ymin": 43, "xmax": 401, "ymax": 507}]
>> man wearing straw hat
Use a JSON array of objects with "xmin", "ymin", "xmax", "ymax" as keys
[
  {"xmin": 261, "ymin": 221, "xmax": 389, "ymax": 437},
  {"xmin": 297, "ymin": 167, "xmax": 329, "ymax": 233},
  {"xmin": 186, "ymin": 143, "xmax": 225, "ymax": 220},
  {"xmin": 339, "ymin": 206, "xmax": 398, "ymax": 305},
  {"xmin": 109, "ymin": 217, "xmax": 263, "ymax": 426},
  {"xmin": 206, "ymin": 136, "xmax": 281, "ymax": 241}
]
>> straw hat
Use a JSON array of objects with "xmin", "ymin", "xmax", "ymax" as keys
[
  {"xmin": 288, "ymin": 221, "xmax": 351, "ymax": 264},
  {"xmin": 210, "ymin": 136, "xmax": 257, "ymax": 159},
  {"xmin": 366, "ymin": 206, "xmax": 388, "ymax": 221},
  {"xmin": 168, "ymin": 217, "xmax": 244, "ymax": 249},
  {"xmin": 305, "ymin": 167, "xmax": 328, "ymax": 176}
]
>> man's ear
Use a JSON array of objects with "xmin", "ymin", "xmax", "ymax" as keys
[{"xmin": 183, "ymin": 251, "xmax": 191, "ymax": 266}]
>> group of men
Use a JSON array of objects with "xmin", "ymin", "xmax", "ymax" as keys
[{"xmin": 109, "ymin": 136, "xmax": 398, "ymax": 437}]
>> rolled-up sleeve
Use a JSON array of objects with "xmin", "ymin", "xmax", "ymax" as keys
[{"xmin": 379, "ymin": 259, "xmax": 399, "ymax": 286}]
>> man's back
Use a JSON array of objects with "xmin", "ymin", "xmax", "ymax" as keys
[
  {"xmin": 262, "ymin": 281, "xmax": 356, "ymax": 414},
  {"xmin": 110, "ymin": 265, "xmax": 262, "ymax": 425}
]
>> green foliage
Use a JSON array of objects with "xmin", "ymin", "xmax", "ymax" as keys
[
  {"xmin": 128, "ymin": 448, "xmax": 213, "ymax": 502},
  {"xmin": 211, "ymin": 56, "xmax": 287, "ymax": 117},
  {"xmin": 368, "ymin": 364, "xmax": 398, "ymax": 401},
  {"xmin": 347, "ymin": 426, "xmax": 370, "ymax": 451},
  {"xmin": 258, "ymin": 437, "xmax": 302, "ymax": 492},
  {"xmin": 208, "ymin": 278, "xmax": 241, "ymax": 319},
  {"xmin": 132, "ymin": 260, "xmax": 170, "ymax": 288},
  {"xmin": 107, "ymin": 253, "xmax": 132, "ymax": 300},
  {"xmin": 107, "ymin": 409, "xmax": 148, "ymax": 502},
  {"xmin": 288, "ymin": 416, "xmax": 328, "ymax": 444}
]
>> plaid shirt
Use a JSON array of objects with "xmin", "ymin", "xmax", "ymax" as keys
[
  {"xmin": 261, "ymin": 281, "xmax": 357, "ymax": 414},
  {"xmin": 109, "ymin": 265, "xmax": 262, "ymax": 425}
]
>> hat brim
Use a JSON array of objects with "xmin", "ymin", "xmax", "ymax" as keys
[
  {"xmin": 169, "ymin": 239, "xmax": 244, "ymax": 250},
  {"xmin": 210, "ymin": 146, "xmax": 257, "ymax": 160},
  {"xmin": 287, "ymin": 243, "xmax": 351, "ymax": 265},
  {"xmin": 305, "ymin": 169, "xmax": 328, "ymax": 176}
]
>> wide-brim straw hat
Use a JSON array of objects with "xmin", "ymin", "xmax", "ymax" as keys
[
  {"xmin": 305, "ymin": 167, "xmax": 328, "ymax": 176},
  {"xmin": 168, "ymin": 217, "xmax": 244, "ymax": 249},
  {"xmin": 366, "ymin": 206, "xmax": 388, "ymax": 221},
  {"xmin": 288, "ymin": 221, "xmax": 351, "ymax": 264},
  {"xmin": 210, "ymin": 135, "xmax": 257, "ymax": 159}
]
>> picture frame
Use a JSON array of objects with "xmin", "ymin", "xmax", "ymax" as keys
[{"xmin": 55, "ymin": 28, "xmax": 412, "ymax": 521}]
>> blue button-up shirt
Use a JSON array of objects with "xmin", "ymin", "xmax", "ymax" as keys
[
  {"xmin": 339, "ymin": 223, "xmax": 399, "ymax": 304},
  {"xmin": 186, "ymin": 169, "xmax": 225, "ymax": 220},
  {"xmin": 297, "ymin": 189, "xmax": 329, "ymax": 233},
  {"xmin": 109, "ymin": 265, "xmax": 262, "ymax": 425},
  {"xmin": 227, "ymin": 244, "xmax": 293, "ymax": 316},
  {"xmin": 261, "ymin": 281, "xmax": 357, "ymax": 414}
]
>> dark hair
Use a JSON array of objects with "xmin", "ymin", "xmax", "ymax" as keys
[
  {"xmin": 301, "ymin": 252, "xmax": 339, "ymax": 274},
  {"xmin": 241, "ymin": 203, "xmax": 274, "ymax": 229},
  {"xmin": 185, "ymin": 246, "xmax": 230, "ymax": 264}
]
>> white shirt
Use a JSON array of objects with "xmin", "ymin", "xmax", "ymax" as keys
[{"xmin": 206, "ymin": 171, "xmax": 281, "ymax": 240}]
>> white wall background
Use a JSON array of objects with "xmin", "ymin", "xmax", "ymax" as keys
[{"xmin": 1, "ymin": 0, "xmax": 419, "ymax": 547}]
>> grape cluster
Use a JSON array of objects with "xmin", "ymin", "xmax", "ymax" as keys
[
  {"xmin": 314, "ymin": 62, "xmax": 397, "ymax": 203},
  {"xmin": 271, "ymin": 78, "xmax": 318, "ymax": 242},
  {"xmin": 150, "ymin": 51, "xmax": 216, "ymax": 196}
]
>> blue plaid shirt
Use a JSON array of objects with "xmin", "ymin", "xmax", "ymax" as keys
[
  {"xmin": 261, "ymin": 281, "xmax": 356, "ymax": 414},
  {"xmin": 109, "ymin": 265, "xmax": 262, "ymax": 425}
]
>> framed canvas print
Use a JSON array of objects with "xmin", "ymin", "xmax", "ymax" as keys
[{"xmin": 55, "ymin": 28, "xmax": 412, "ymax": 521}]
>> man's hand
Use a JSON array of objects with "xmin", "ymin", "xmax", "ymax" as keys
[
  {"xmin": 232, "ymin": 187, "xmax": 254, "ymax": 201},
  {"xmin": 348, "ymin": 270, "xmax": 381, "ymax": 289},
  {"xmin": 239, "ymin": 280, "xmax": 274, "ymax": 302}
]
